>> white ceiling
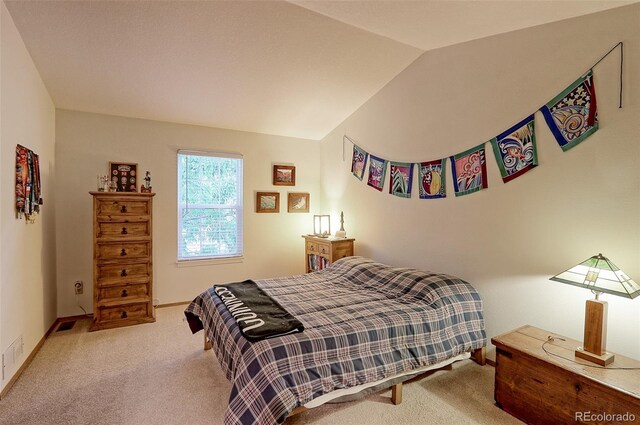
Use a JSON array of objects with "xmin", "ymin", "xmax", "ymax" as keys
[{"xmin": 4, "ymin": 1, "xmax": 633, "ymax": 140}]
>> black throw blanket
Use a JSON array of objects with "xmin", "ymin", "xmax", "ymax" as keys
[{"xmin": 210, "ymin": 280, "xmax": 304, "ymax": 342}]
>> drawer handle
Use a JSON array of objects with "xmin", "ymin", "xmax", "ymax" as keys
[
  {"xmin": 310, "ymin": 246, "xmax": 315, "ymax": 252},
  {"xmin": 121, "ymin": 227, "xmax": 128, "ymax": 235},
  {"xmin": 121, "ymin": 289, "xmax": 128, "ymax": 297},
  {"xmin": 120, "ymin": 205, "xmax": 127, "ymax": 213},
  {"xmin": 120, "ymin": 248, "xmax": 127, "ymax": 256},
  {"xmin": 121, "ymin": 269, "xmax": 128, "ymax": 277},
  {"xmin": 121, "ymin": 311, "xmax": 128, "ymax": 319}
]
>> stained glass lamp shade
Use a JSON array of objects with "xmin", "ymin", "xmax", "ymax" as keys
[{"xmin": 550, "ymin": 253, "xmax": 639, "ymax": 366}]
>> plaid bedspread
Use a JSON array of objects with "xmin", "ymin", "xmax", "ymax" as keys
[{"xmin": 184, "ymin": 256, "xmax": 486, "ymax": 425}]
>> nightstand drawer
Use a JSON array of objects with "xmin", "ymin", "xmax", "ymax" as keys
[
  {"xmin": 306, "ymin": 241, "xmax": 318, "ymax": 253},
  {"xmin": 316, "ymin": 242, "xmax": 330, "ymax": 256}
]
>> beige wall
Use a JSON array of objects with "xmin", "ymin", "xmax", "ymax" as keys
[
  {"xmin": 1, "ymin": 2, "xmax": 56, "ymax": 391},
  {"xmin": 55, "ymin": 110, "xmax": 320, "ymax": 317},
  {"xmin": 320, "ymin": 4, "xmax": 640, "ymax": 358}
]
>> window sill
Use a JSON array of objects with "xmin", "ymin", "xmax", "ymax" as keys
[{"xmin": 176, "ymin": 256, "xmax": 244, "ymax": 267}]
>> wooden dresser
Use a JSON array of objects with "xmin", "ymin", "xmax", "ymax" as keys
[
  {"xmin": 492, "ymin": 325, "xmax": 640, "ymax": 424},
  {"xmin": 303, "ymin": 235, "xmax": 354, "ymax": 273},
  {"xmin": 90, "ymin": 192, "xmax": 155, "ymax": 331}
]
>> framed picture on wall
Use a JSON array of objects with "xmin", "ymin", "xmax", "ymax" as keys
[
  {"xmin": 109, "ymin": 161, "xmax": 138, "ymax": 192},
  {"xmin": 287, "ymin": 192, "xmax": 309, "ymax": 213},
  {"xmin": 256, "ymin": 192, "xmax": 280, "ymax": 213},
  {"xmin": 273, "ymin": 165, "xmax": 295, "ymax": 186}
]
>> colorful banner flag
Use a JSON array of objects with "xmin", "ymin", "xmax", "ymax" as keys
[
  {"xmin": 491, "ymin": 114, "xmax": 538, "ymax": 183},
  {"xmin": 450, "ymin": 143, "xmax": 488, "ymax": 197},
  {"xmin": 367, "ymin": 155, "xmax": 388, "ymax": 192},
  {"xmin": 418, "ymin": 159, "xmax": 446, "ymax": 199},
  {"xmin": 389, "ymin": 162, "xmax": 414, "ymax": 198},
  {"xmin": 351, "ymin": 145, "xmax": 369, "ymax": 180},
  {"xmin": 540, "ymin": 69, "xmax": 598, "ymax": 152}
]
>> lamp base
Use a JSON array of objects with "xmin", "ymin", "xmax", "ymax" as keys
[{"xmin": 575, "ymin": 347, "xmax": 615, "ymax": 366}]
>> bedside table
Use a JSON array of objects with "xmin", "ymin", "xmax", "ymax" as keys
[
  {"xmin": 492, "ymin": 325, "xmax": 640, "ymax": 424},
  {"xmin": 302, "ymin": 235, "xmax": 354, "ymax": 273}
]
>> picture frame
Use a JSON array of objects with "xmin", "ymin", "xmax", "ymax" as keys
[
  {"xmin": 256, "ymin": 192, "xmax": 280, "ymax": 213},
  {"xmin": 273, "ymin": 165, "xmax": 295, "ymax": 186},
  {"xmin": 109, "ymin": 161, "xmax": 138, "ymax": 192},
  {"xmin": 287, "ymin": 192, "xmax": 309, "ymax": 213}
]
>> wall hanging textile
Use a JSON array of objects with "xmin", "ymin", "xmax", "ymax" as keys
[
  {"xmin": 418, "ymin": 159, "xmax": 447, "ymax": 199},
  {"xmin": 539, "ymin": 70, "xmax": 598, "ymax": 152},
  {"xmin": 367, "ymin": 154, "xmax": 388, "ymax": 192},
  {"xmin": 390, "ymin": 161, "xmax": 414, "ymax": 198},
  {"xmin": 450, "ymin": 143, "xmax": 488, "ymax": 197},
  {"xmin": 490, "ymin": 114, "xmax": 538, "ymax": 183},
  {"xmin": 351, "ymin": 145, "xmax": 368, "ymax": 181},
  {"xmin": 343, "ymin": 42, "xmax": 623, "ymax": 199},
  {"xmin": 15, "ymin": 144, "xmax": 42, "ymax": 221}
]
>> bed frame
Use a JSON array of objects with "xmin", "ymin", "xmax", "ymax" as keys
[{"xmin": 203, "ymin": 334, "xmax": 485, "ymax": 416}]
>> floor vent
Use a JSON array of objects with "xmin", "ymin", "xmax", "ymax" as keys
[{"xmin": 56, "ymin": 321, "xmax": 76, "ymax": 332}]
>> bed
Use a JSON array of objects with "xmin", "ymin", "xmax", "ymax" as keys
[{"xmin": 184, "ymin": 256, "xmax": 486, "ymax": 424}]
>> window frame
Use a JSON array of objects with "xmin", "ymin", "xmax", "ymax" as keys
[{"xmin": 177, "ymin": 149, "xmax": 244, "ymax": 263}]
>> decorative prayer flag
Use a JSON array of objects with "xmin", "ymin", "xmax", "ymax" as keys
[
  {"xmin": 418, "ymin": 159, "xmax": 446, "ymax": 199},
  {"xmin": 351, "ymin": 145, "xmax": 369, "ymax": 180},
  {"xmin": 367, "ymin": 155, "xmax": 388, "ymax": 192},
  {"xmin": 491, "ymin": 114, "xmax": 538, "ymax": 183},
  {"xmin": 540, "ymin": 69, "xmax": 598, "ymax": 152},
  {"xmin": 389, "ymin": 162, "xmax": 414, "ymax": 198},
  {"xmin": 450, "ymin": 143, "xmax": 488, "ymax": 197}
]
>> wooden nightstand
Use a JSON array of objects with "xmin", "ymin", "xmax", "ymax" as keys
[
  {"xmin": 302, "ymin": 235, "xmax": 354, "ymax": 273},
  {"xmin": 492, "ymin": 325, "xmax": 640, "ymax": 424}
]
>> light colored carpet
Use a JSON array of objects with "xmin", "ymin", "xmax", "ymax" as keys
[{"xmin": 0, "ymin": 306, "xmax": 520, "ymax": 425}]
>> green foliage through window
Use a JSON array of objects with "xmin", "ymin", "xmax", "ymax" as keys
[{"xmin": 177, "ymin": 152, "xmax": 243, "ymax": 260}]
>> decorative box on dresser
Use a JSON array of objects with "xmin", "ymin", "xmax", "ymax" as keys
[
  {"xmin": 492, "ymin": 325, "xmax": 640, "ymax": 425},
  {"xmin": 90, "ymin": 192, "xmax": 156, "ymax": 331},
  {"xmin": 303, "ymin": 235, "xmax": 354, "ymax": 273}
]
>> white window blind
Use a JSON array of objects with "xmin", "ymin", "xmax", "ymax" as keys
[{"xmin": 177, "ymin": 150, "xmax": 243, "ymax": 261}]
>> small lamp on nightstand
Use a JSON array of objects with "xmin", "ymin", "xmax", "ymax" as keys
[
  {"xmin": 313, "ymin": 215, "xmax": 330, "ymax": 237},
  {"xmin": 550, "ymin": 253, "xmax": 640, "ymax": 366}
]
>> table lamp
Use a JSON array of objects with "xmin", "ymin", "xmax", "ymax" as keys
[
  {"xmin": 550, "ymin": 253, "xmax": 640, "ymax": 366},
  {"xmin": 313, "ymin": 215, "xmax": 330, "ymax": 237}
]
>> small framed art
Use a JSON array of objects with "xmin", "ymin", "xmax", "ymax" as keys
[
  {"xmin": 273, "ymin": 165, "xmax": 295, "ymax": 186},
  {"xmin": 109, "ymin": 162, "xmax": 138, "ymax": 192},
  {"xmin": 256, "ymin": 192, "xmax": 280, "ymax": 213},
  {"xmin": 287, "ymin": 192, "xmax": 309, "ymax": 213}
]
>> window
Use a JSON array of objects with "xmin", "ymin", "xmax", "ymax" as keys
[{"xmin": 177, "ymin": 150, "xmax": 243, "ymax": 261}]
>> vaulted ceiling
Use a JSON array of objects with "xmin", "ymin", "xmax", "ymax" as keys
[{"xmin": 4, "ymin": 1, "xmax": 633, "ymax": 140}]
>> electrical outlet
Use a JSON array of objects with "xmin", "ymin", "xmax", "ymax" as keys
[{"xmin": 74, "ymin": 281, "xmax": 83, "ymax": 295}]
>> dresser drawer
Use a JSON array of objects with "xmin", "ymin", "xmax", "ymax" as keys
[
  {"xmin": 97, "ymin": 221, "xmax": 150, "ymax": 239},
  {"xmin": 97, "ymin": 242, "xmax": 149, "ymax": 261},
  {"xmin": 97, "ymin": 262, "xmax": 150, "ymax": 285},
  {"xmin": 96, "ymin": 199, "xmax": 150, "ymax": 216},
  {"xmin": 98, "ymin": 302, "xmax": 151, "ymax": 322},
  {"xmin": 99, "ymin": 284, "xmax": 149, "ymax": 301}
]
